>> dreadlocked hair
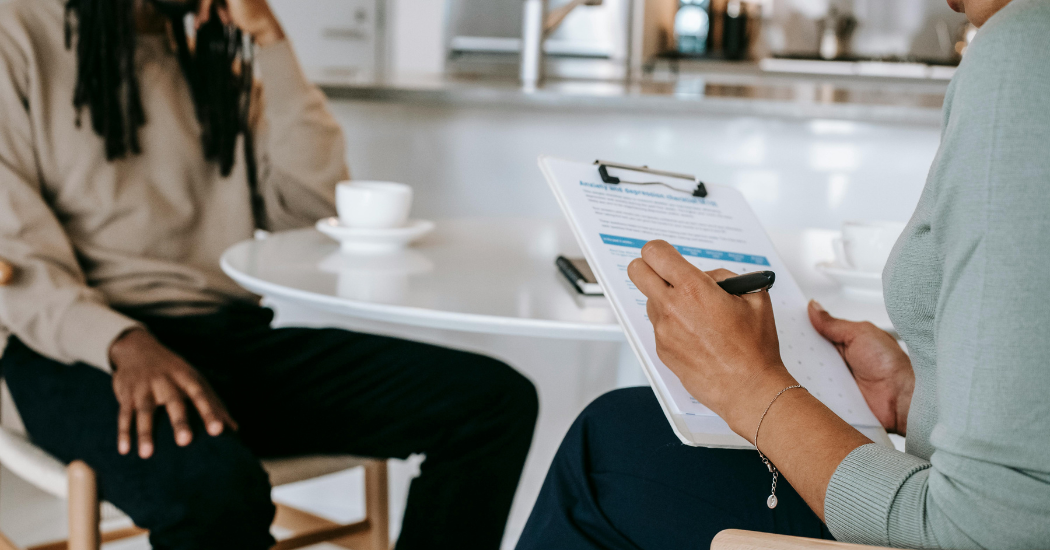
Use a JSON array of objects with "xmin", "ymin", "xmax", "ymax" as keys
[
  {"xmin": 64, "ymin": 0, "xmax": 144, "ymax": 158},
  {"xmin": 64, "ymin": 0, "xmax": 265, "ymax": 226}
]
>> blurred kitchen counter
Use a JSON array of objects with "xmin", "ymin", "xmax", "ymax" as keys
[{"xmin": 315, "ymin": 68, "xmax": 947, "ymax": 126}]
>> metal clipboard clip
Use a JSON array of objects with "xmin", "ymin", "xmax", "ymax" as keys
[{"xmin": 594, "ymin": 160, "xmax": 708, "ymax": 198}]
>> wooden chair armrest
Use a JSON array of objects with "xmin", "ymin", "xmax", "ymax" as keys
[
  {"xmin": 0, "ymin": 260, "xmax": 13, "ymax": 286},
  {"xmin": 712, "ymin": 530, "xmax": 899, "ymax": 550},
  {"xmin": 0, "ymin": 531, "xmax": 19, "ymax": 550}
]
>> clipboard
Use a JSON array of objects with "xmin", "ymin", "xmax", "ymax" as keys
[
  {"xmin": 540, "ymin": 155, "xmax": 891, "ymax": 449},
  {"xmin": 593, "ymin": 160, "xmax": 708, "ymax": 198}
]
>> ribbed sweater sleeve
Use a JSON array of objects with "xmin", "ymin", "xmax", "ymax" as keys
[
  {"xmin": 826, "ymin": 444, "xmax": 932, "ymax": 546},
  {"xmin": 823, "ymin": 2, "xmax": 1050, "ymax": 548}
]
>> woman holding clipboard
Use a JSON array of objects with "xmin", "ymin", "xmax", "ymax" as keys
[{"xmin": 517, "ymin": 0, "xmax": 1050, "ymax": 548}]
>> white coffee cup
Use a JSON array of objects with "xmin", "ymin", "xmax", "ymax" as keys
[
  {"xmin": 336, "ymin": 181, "xmax": 413, "ymax": 229},
  {"xmin": 833, "ymin": 221, "xmax": 906, "ymax": 273}
]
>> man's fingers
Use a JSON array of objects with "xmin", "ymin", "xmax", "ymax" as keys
[
  {"xmin": 173, "ymin": 372, "xmax": 229, "ymax": 436},
  {"xmin": 217, "ymin": 5, "xmax": 232, "ymax": 26},
  {"xmin": 196, "ymin": 0, "xmax": 214, "ymax": 27},
  {"xmin": 188, "ymin": 387, "xmax": 224, "ymax": 436},
  {"xmin": 152, "ymin": 378, "xmax": 195, "ymax": 447},
  {"xmin": 219, "ymin": 406, "xmax": 239, "ymax": 432},
  {"xmin": 628, "ymin": 257, "xmax": 670, "ymax": 299},
  {"xmin": 640, "ymin": 240, "xmax": 705, "ymax": 289},
  {"xmin": 117, "ymin": 405, "xmax": 133, "ymax": 455},
  {"xmin": 164, "ymin": 399, "xmax": 193, "ymax": 447},
  {"xmin": 135, "ymin": 401, "xmax": 155, "ymax": 459}
]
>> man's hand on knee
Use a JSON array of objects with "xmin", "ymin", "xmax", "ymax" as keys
[{"xmin": 109, "ymin": 329, "xmax": 238, "ymax": 459}]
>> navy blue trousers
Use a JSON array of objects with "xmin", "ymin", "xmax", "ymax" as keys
[
  {"xmin": 2, "ymin": 304, "xmax": 537, "ymax": 550},
  {"xmin": 516, "ymin": 387, "xmax": 833, "ymax": 550}
]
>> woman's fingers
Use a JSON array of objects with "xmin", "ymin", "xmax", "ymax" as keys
[
  {"xmin": 808, "ymin": 300, "xmax": 857, "ymax": 345},
  {"xmin": 705, "ymin": 268, "xmax": 738, "ymax": 282},
  {"xmin": 645, "ymin": 295, "xmax": 659, "ymax": 323},
  {"xmin": 628, "ymin": 257, "xmax": 671, "ymax": 299},
  {"xmin": 741, "ymin": 283, "xmax": 774, "ymax": 313},
  {"xmin": 640, "ymin": 240, "xmax": 709, "ymax": 290}
]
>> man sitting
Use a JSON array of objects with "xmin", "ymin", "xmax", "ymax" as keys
[{"xmin": 0, "ymin": 0, "xmax": 537, "ymax": 548}]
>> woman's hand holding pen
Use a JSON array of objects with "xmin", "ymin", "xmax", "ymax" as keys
[
  {"xmin": 629, "ymin": 239, "xmax": 916, "ymax": 442},
  {"xmin": 627, "ymin": 240, "xmax": 798, "ymax": 438},
  {"xmin": 630, "ymin": 240, "xmax": 889, "ymax": 519}
]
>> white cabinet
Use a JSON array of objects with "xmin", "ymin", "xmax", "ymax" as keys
[{"xmin": 268, "ymin": 0, "xmax": 381, "ymax": 79}]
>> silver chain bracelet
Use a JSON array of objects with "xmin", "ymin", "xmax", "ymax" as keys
[{"xmin": 754, "ymin": 384, "xmax": 805, "ymax": 509}]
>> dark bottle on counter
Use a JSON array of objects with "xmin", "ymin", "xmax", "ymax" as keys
[
  {"xmin": 722, "ymin": 0, "xmax": 748, "ymax": 60},
  {"xmin": 674, "ymin": 0, "xmax": 711, "ymax": 55}
]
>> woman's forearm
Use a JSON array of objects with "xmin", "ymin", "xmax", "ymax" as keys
[{"xmin": 737, "ymin": 381, "xmax": 873, "ymax": 520}]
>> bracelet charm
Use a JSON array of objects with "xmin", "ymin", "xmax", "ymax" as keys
[{"xmin": 754, "ymin": 384, "xmax": 806, "ymax": 509}]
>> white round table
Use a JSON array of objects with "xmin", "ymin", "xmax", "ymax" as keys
[
  {"xmin": 220, "ymin": 219, "xmax": 892, "ymax": 337},
  {"xmin": 221, "ymin": 218, "xmax": 624, "ymax": 342}
]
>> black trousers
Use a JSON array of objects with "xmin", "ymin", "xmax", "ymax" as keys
[
  {"xmin": 515, "ymin": 387, "xmax": 833, "ymax": 550},
  {"xmin": 1, "ymin": 304, "xmax": 538, "ymax": 550}
]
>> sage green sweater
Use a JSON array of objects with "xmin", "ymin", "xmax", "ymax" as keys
[{"xmin": 824, "ymin": 1, "xmax": 1050, "ymax": 548}]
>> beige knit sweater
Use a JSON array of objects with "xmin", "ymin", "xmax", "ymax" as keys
[{"xmin": 0, "ymin": 0, "xmax": 349, "ymax": 372}]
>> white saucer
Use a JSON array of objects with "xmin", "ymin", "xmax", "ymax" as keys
[
  {"xmin": 815, "ymin": 261, "xmax": 884, "ymax": 302},
  {"xmin": 316, "ymin": 218, "xmax": 435, "ymax": 253}
]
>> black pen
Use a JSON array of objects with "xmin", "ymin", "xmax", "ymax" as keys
[{"xmin": 717, "ymin": 271, "xmax": 776, "ymax": 295}]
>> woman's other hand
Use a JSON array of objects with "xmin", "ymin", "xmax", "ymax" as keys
[
  {"xmin": 808, "ymin": 301, "xmax": 914, "ymax": 435},
  {"xmin": 627, "ymin": 240, "xmax": 797, "ymax": 437},
  {"xmin": 196, "ymin": 0, "xmax": 286, "ymax": 47}
]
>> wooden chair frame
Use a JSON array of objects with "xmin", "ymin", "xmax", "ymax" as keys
[
  {"xmin": 4, "ymin": 459, "xmax": 388, "ymax": 550},
  {"xmin": 712, "ymin": 529, "xmax": 898, "ymax": 550},
  {"xmin": 270, "ymin": 459, "xmax": 389, "ymax": 550}
]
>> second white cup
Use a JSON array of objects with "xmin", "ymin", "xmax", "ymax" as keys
[
  {"xmin": 835, "ymin": 221, "xmax": 906, "ymax": 273},
  {"xmin": 336, "ymin": 181, "xmax": 413, "ymax": 229}
]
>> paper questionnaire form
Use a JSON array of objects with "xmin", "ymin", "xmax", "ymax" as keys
[{"xmin": 540, "ymin": 157, "xmax": 890, "ymax": 448}]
